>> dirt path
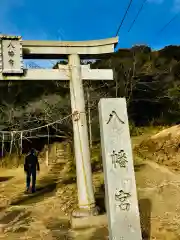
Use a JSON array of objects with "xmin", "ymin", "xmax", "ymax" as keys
[
  {"xmin": 0, "ymin": 166, "xmax": 109, "ymax": 239},
  {"xmin": 0, "ymin": 166, "xmax": 72, "ymax": 239},
  {"xmin": 0, "ymin": 158, "xmax": 180, "ymax": 239}
]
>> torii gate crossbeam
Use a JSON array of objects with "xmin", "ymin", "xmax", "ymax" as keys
[{"xmin": 0, "ymin": 35, "xmax": 118, "ymax": 221}]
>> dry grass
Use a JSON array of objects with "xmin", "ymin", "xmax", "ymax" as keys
[
  {"xmin": 0, "ymin": 126, "xmax": 180, "ymax": 239},
  {"xmin": 134, "ymin": 124, "xmax": 180, "ymax": 172}
]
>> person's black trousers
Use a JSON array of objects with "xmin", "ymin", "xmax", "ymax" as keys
[{"xmin": 26, "ymin": 169, "xmax": 36, "ymax": 192}]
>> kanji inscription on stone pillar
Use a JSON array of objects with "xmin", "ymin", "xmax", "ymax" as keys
[{"xmin": 0, "ymin": 35, "xmax": 23, "ymax": 74}]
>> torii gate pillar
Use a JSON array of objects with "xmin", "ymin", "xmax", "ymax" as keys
[{"xmin": 68, "ymin": 54, "xmax": 97, "ymax": 215}]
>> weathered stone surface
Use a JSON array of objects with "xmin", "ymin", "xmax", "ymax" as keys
[
  {"xmin": 98, "ymin": 98, "xmax": 142, "ymax": 240},
  {"xmin": 70, "ymin": 214, "xmax": 107, "ymax": 230},
  {"xmin": 22, "ymin": 37, "xmax": 118, "ymax": 58},
  {"xmin": 0, "ymin": 36, "xmax": 23, "ymax": 74}
]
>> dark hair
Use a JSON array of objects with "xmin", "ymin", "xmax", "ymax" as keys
[{"xmin": 30, "ymin": 148, "xmax": 35, "ymax": 154}]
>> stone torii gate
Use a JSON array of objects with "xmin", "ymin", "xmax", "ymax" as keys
[{"xmin": 0, "ymin": 35, "xmax": 118, "ymax": 218}]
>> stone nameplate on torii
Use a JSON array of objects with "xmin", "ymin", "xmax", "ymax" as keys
[{"xmin": 0, "ymin": 35, "xmax": 23, "ymax": 74}]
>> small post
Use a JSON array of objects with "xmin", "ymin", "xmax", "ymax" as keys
[
  {"xmin": 86, "ymin": 87, "xmax": 92, "ymax": 149},
  {"xmin": 45, "ymin": 145, "xmax": 49, "ymax": 167}
]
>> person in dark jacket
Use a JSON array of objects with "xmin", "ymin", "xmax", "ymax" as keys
[{"xmin": 24, "ymin": 148, "xmax": 40, "ymax": 193}]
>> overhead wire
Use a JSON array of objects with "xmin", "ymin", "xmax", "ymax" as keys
[
  {"xmin": 128, "ymin": 0, "xmax": 148, "ymax": 33},
  {"xmin": 116, "ymin": 0, "xmax": 134, "ymax": 36},
  {"xmin": 157, "ymin": 12, "xmax": 180, "ymax": 35},
  {"xmin": 140, "ymin": 11, "xmax": 180, "ymax": 52},
  {"xmin": 114, "ymin": 0, "xmax": 179, "ymax": 49}
]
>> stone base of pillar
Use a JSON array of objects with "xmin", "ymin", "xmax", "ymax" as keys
[
  {"xmin": 70, "ymin": 207, "xmax": 107, "ymax": 230},
  {"xmin": 72, "ymin": 206, "xmax": 99, "ymax": 218}
]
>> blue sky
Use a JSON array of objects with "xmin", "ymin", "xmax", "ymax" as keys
[{"xmin": 1, "ymin": 0, "xmax": 180, "ymax": 51}]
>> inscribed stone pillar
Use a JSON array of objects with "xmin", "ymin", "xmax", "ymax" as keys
[{"xmin": 99, "ymin": 98, "xmax": 142, "ymax": 240}]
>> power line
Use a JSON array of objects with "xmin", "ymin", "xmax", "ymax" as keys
[
  {"xmin": 157, "ymin": 12, "xmax": 180, "ymax": 35},
  {"xmin": 116, "ymin": 0, "xmax": 134, "ymax": 36},
  {"xmin": 136, "ymin": 11, "xmax": 180, "ymax": 51},
  {"xmin": 147, "ymin": 12, "xmax": 180, "ymax": 49},
  {"xmin": 128, "ymin": 0, "xmax": 147, "ymax": 33}
]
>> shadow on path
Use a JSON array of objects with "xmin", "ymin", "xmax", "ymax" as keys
[
  {"xmin": 139, "ymin": 198, "xmax": 152, "ymax": 240},
  {"xmin": 10, "ymin": 175, "xmax": 58, "ymax": 206},
  {"xmin": 134, "ymin": 163, "xmax": 146, "ymax": 172},
  {"xmin": 95, "ymin": 184, "xmax": 106, "ymax": 214},
  {"xmin": 61, "ymin": 175, "xmax": 76, "ymax": 185},
  {"xmin": 89, "ymin": 198, "xmax": 151, "ymax": 240},
  {"xmin": 0, "ymin": 176, "xmax": 14, "ymax": 182}
]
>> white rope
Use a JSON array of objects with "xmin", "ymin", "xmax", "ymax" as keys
[{"xmin": 0, "ymin": 113, "xmax": 73, "ymax": 134}]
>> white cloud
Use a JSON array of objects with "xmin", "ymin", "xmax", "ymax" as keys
[{"xmin": 172, "ymin": 0, "xmax": 180, "ymax": 12}]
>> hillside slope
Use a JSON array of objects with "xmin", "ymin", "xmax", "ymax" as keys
[{"xmin": 135, "ymin": 125, "xmax": 180, "ymax": 172}]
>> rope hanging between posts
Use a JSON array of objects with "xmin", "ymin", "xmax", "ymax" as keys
[
  {"xmin": 0, "ymin": 114, "xmax": 73, "ymax": 135},
  {"xmin": 0, "ymin": 113, "xmax": 84, "ymax": 156}
]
